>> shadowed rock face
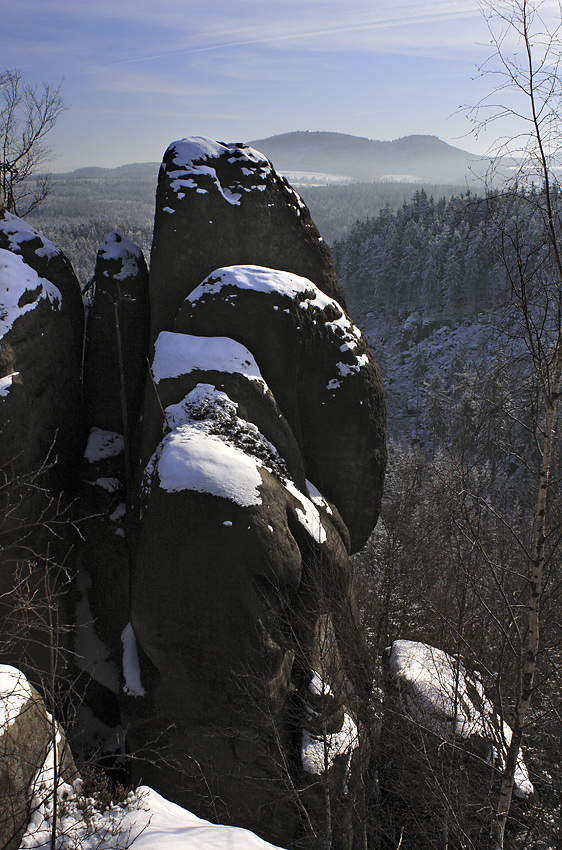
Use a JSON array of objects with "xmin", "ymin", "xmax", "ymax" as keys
[
  {"xmin": 124, "ymin": 135, "xmax": 386, "ymax": 848},
  {"xmin": 83, "ymin": 232, "xmax": 150, "ymax": 436},
  {"xmin": 79, "ymin": 232, "xmax": 150, "ymax": 746},
  {"xmin": 0, "ymin": 216, "xmax": 84, "ymax": 697},
  {"xmin": 149, "ymin": 137, "xmax": 346, "ymax": 341},
  {"xmin": 0, "ymin": 212, "xmax": 84, "ymax": 489}
]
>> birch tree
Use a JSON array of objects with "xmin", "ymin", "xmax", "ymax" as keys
[{"xmin": 468, "ymin": 2, "xmax": 562, "ymax": 845}]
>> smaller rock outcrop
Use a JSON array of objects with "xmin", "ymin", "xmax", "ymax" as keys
[
  {"xmin": 0, "ymin": 665, "xmax": 76, "ymax": 850},
  {"xmin": 83, "ymin": 232, "xmax": 150, "ymax": 438},
  {"xmin": 0, "ymin": 216, "xmax": 84, "ymax": 491},
  {"xmin": 380, "ymin": 640, "xmax": 533, "ymax": 849}
]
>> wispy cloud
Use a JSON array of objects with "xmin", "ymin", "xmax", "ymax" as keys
[{"xmin": 94, "ymin": 69, "xmax": 220, "ymax": 98}]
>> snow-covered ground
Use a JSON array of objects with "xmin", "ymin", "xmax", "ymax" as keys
[{"xmin": 20, "ymin": 782, "xmax": 285, "ymax": 850}]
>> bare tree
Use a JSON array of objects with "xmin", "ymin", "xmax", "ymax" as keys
[
  {"xmin": 465, "ymin": 4, "xmax": 562, "ymax": 844},
  {"xmin": 0, "ymin": 69, "xmax": 66, "ymax": 217}
]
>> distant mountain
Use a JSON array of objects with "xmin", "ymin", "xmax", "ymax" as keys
[
  {"xmin": 56, "ymin": 162, "xmax": 161, "ymax": 180},
  {"xmin": 52, "ymin": 133, "xmax": 487, "ymax": 186},
  {"xmin": 248, "ymin": 131, "xmax": 488, "ymax": 184}
]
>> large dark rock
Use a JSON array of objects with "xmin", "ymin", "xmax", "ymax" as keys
[
  {"xmin": 0, "ymin": 210, "xmax": 84, "ymax": 351},
  {"xmin": 149, "ymin": 137, "xmax": 346, "ymax": 340},
  {"xmin": 78, "ymin": 233, "xmax": 149, "ymax": 756},
  {"xmin": 172, "ymin": 265, "xmax": 385, "ymax": 553},
  {"xmin": 124, "ymin": 258, "xmax": 385, "ymax": 846}
]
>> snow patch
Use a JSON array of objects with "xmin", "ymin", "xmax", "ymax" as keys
[
  {"xmin": 0, "ymin": 249, "xmax": 62, "ymax": 341},
  {"xmin": 121, "ymin": 623, "xmax": 145, "ymax": 697},
  {"xmin": 0, "ymin": 371, "xmax": 19, "ymax": 397},
  {"xmin": 20, "ymin": 781, "xmax": 284, "ymax": 850},
  {"xmin": 84, "ymin": 427, "xmax": 124, "ymax": 462},
  {"xmin": 98, "ymin": 232, "xmax": 143, "ymax": 281},
  {"xmin": 285, "ymin": 480, "xmax": 326, "ymax": 545},
  {"xmin": 302, "ymin": 712, "xmax": 358, "ymax": 776},
  {"xmin": 152, "ymin": 330, "xmax": 267, "ymax": 392},
  {"xmin": 0, "ymin": 665, "xmax": 34, "ymax": 729}
]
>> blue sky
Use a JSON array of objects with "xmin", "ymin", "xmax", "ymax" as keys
[{"xmin": 2, "ymin": 0, "xmax": 560, "ymax": 171}]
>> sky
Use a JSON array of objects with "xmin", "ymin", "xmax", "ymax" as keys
[{"xmin": 2, "ymin": 0, "xmax": 561, "ymax": 171}]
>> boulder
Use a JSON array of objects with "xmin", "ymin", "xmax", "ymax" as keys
[
  {"xmin": 379, "ymin": 640, "xmax": 533, "ymax": 849},
  {"xmin": 172, "ymin": 265, "xmax": 385, "ymax": 552},
  {"xmin": 149, "ymin": 137, "xmax": 346, "ymax": 340},
  {"xmin": 0, "ymin": 665, "xmax": 76, "ymax": 850},
  {"xmin": 0, "ymin": 210, "xmax": 84, "ymax": 352}
]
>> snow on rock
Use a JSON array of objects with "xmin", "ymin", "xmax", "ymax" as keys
[
  {"xmin": 0, "ymin": 664, "xmax": 34, "ymax": 729},
  {"xmin": 186, "ymin": 265, "xmax": 368, "ymax": 389},
  {"xmin": 145, "ymin": 384, "xmax": 274, "ymax": 507},
  {"xmin": 0, "ymin": 211, "xmax": 59, "ymax": 260},
  {"xmin": 301, "ymin": 712, "xmax": 358, "ymax": 776},
  {"xmin": 84, "ymin": 427, "xmax": 124, "ymax": 463},
  {"xmin": 388, "ymin": 639, "xmax": 534, "ymax": 798},
  {"xmin": 164, "ymin": 137, "xmax": 273, "ymax": 207},
  {"xmin": 0, "ymin": 249, "xmax": 62, "ymax": 340},
  {"xmin": 152, "ymin": 330, "xmax": 267, "ymax": 392},
  {"xmin": 121, "ymin": 622, "xmax": 146, "ymax": 697},
  {"xmin": 284, "ymin": 479, "xmax": 326, "ymax": 545},
  {"xmin": 145, "ymin": 383, "xmax": 328, "ymax": 543},
  {"xmin": 98, "ymin": 232, "xmax": 144, "ymax": 281},
  {"xmin": 0, "ymin": 370, "xmax": 19, "ymax": 397},
  {"xmin": 152, "ymin": 427, "xmax": 265, "ymax": 506},
  {"xmin": 19, "ymin": 783, "xmax": 285, "ymax": 850},
  {"xmin": 301, "ymin": 672, "xmax": 358, "ymax": 778},
  {"xmin": 74, "ymin": 570, "xmax": 120, "ymax": 694}
]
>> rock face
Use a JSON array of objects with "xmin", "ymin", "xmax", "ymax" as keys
[
  {"xmin": 119, "ymin": 136, "xmax": 386, "ymax": 849},
  {"xmin": 79, "ymin": 232, "xmax": 150, "ymax": 747},
  {"xmin": 0, "ymin": 212, "xmax": 84, "ymax": 492},
  {"xmin": 83, "ymin": 232, "xmax": 150, "ymax": 437},
  {"xmin": 149, "ymin": 137, "xmax": 345, "ymax": 341},
  {"xmin": 0, "ymin": 665, "xmax": 76, "ymax": 850}
]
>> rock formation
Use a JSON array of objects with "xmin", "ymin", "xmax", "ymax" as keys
[
  {"xmin": 118, "ymin": 137, "xmax": 386, "ymax": 848},
  {"xmin": 78, "ymin": 232, "xmax": 150, "ymax": 751},
  {"xmin": 0, "ymin": 211, "xmax": 84, "ymax": 492},
  {"xmin": 0, "ymin": 212, "xmax": 84, "ymax": 687},
  {"xmin": 0, "ymin": 138, "xmax": 386, "ymax": 850}
]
